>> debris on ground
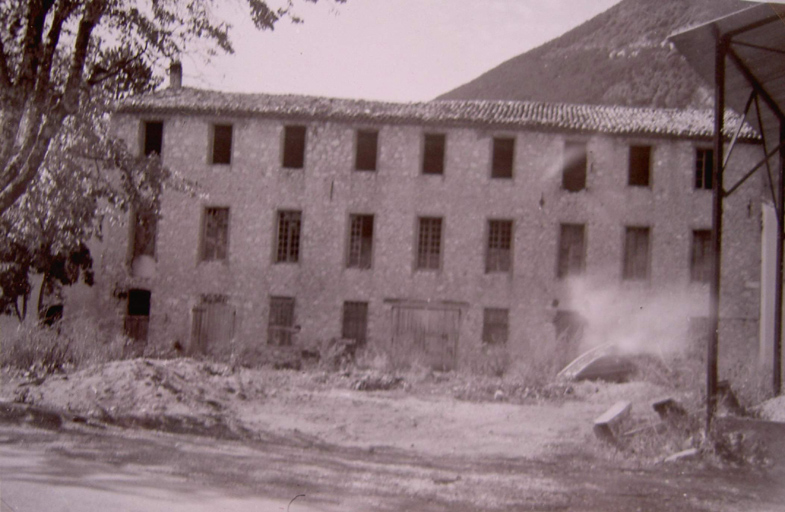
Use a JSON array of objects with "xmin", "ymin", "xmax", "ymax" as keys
[
  {"xmin": 752, "ymin": 394, "xmax": 785, "ymax": 422},
  {"xmin": 351, "ymin": 372, "xmax": 404, "ymax": 391},
  {"xmin": 593, "ymin": 400, "xmax": 631, "ymax": 444}
]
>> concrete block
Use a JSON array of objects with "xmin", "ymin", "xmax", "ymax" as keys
[{"xmin": 593, "ymin": 400, "xmax": 631, "ymax": 443}]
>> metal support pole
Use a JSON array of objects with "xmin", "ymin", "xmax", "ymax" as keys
[
  {"xmin": 775, "ymin": 123, "xmax": 785, "ymax": 395},
  {"xmin": 707, "ymin": 32, "xmax": 727, "ymax": 433}
]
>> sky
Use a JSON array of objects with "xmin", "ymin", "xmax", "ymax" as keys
[{"xmin": 183, "ymin": 0, "xmax": 622, "ymax": 102}]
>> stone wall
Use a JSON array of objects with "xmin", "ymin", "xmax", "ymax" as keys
[{"xmin": 96, "ymin": 111, "xmax": 763, "ymax": 380}]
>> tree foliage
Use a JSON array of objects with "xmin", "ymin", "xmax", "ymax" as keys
[
  {"xmin": 0, "ymin": 0, "xmax": 341, "ymax": 320},
  {"xmin": 0, "ymin": 0, "xmax": 341, "ymax": 213}
]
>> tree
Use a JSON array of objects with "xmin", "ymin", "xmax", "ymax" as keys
[
  {"xmin": 0, "ymin": 0, "xmax": 343, "ymax": 320},
  {"xmin": 0, "ymin": 0, "xmax": 343, "ymax": 214}
]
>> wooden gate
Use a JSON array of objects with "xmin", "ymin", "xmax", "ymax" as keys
[{"xmin": 391, "ymin": 304, "xmax": 461, "ymax": 370}]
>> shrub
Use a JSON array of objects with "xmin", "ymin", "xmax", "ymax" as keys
[{"xmin": 1, "ymin": 315, "xmax": 125, "ymax": 376}]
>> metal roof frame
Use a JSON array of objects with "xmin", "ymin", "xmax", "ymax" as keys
[{"xmin": 670, "ymin": 2, "xmax": 785, "ymax": 431}]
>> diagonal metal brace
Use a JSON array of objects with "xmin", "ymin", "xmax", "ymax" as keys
[{"xmin": 724, "ymin": 139, "xmax": 785, "ymax": 197}]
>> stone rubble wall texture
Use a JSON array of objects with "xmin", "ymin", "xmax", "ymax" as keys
[{"xmin": 98, "ymin": 110, "xmax": 763, "ymax": 388}]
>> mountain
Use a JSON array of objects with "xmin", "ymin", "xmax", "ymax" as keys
[{"xmin": 437, "ymin": 0, "xmax": 750, "ymax": 109}]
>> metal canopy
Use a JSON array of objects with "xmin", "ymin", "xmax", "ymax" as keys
[
  {"xmin": 669, "ymin": 3, "xmax": 785, "ymax": 430},
  {"xmin": 670, "ymin": 3, "xmax": 785, "ymax": 144}
]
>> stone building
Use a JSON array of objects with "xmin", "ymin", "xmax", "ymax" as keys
[{"xmin": 101, "ymin": 69, "xmax": 763, "ymax": 376}]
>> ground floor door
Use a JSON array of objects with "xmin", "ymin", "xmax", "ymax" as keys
[{"xmin": 391, "ymin": 305, "xmax": 461, "ymax": 370}]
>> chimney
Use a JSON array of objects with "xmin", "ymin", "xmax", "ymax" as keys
[{"xmin": 169, "ymin": 61, "xmax": 182, "ymax": 89}]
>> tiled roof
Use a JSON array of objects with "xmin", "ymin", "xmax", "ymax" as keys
[{"xmin": 117, "ymin": 87, "xmax": 759, "ymax": 141}]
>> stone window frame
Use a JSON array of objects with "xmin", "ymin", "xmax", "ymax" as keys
[
  {"xmin": 628, "ymin": 144, "xmax": 652, "ymax": 187},
  {"xmin": 346, "ymin": 213, "xmax": 374, "ymax": 269},
  {"xmin": 140, "ymin": 119, "xmax": 164, "ymax": 158},
  {"xmin": 485, "ymin": 218, "xmax": 514, "ymax": 273},
  {"xmin": 354, "ymin": 128, "xmax": 379, "ymax": 172},
  {"xmin": 690, "ymin": 229, "xmax": 712, "ymax": 283},
  {"xmin": 695, "ymin": 147, "xmax": 714, "ymax": 190},
  {"xmin": 415, "ymin": 216, "xmax": 444, "ymax": 271},
  {"xmin": 421, "ymin": 132, "xmax": 446, "ymax": 175},
  {"xmin": 562, "ymin": 140, "xmax": 588, "ymax": 192},
  {"xmin": 268, "ymin": 296, "xmax": 296, "ymax": 346},
  {"xmin": 274, "ymin": 209, "xmax": 303, "ymax": 264},
  {"xmin": 209, "ymin": 122, "xmax": 233, "ymax": 166},
  {"xmin": 199, "ymin": 206, "xmax": 230, "ymax": 262},
  {"xmin": 557, "ymin": 223, "xmax": 586, "ymax": 278},
  {"xmin": 342, "ymin": 301, "xmax": 369, "ymax": 345},
  {"xmin": 622, "ymin": 225, "xmax": 651, "ymax": 280},
  {"xmin": 482, "ymin": 307, "xmax": 509, "ymax": 345},
  {"xmin": 490, "ymin": 135, "xmax": 515, "ymax": 179},
  {"xmin": 282, "ymin": 124, "xmax": 307, "ymax": 169}
]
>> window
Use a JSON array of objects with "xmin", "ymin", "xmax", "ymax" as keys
[
  {"xmin": 355, "ymin": 129, "xmax": 378, "ymax": 171},
  {"xmin": 695, "ymin": 148, "xmax": 713, "ymax": 190},
  {"xmin": 491, "ymin": 136, "xmax": 514, "ymax": 178},
  {"xmin": 416, "ymin": 217, "xmax": 443, "ymax": 270},
  {"xmin": 211, "ymin": 124, "xmax": 233, "ymax": 165},
  {"xmin": 342, "ymin": 301, "xmax": 368, "ymax": 344},
  {"xmin": 628, "ymin": 145, "xmax": 651, "ymax": 187},
  {"xmin": 201, "ymin": 207, "xmax": 229, "ymax": 261},
  {"xmin": 422, "ymin": 133, "xmax": 446, "ymax": 175},
  {"xmin": 623, "ymin": 226, "xmax": 650, "ymax": 280},
  {"xmin": 557, "ymin": 223, "xmax": 586, "ymax": 278},
  {"xmin": 143, "ymin": 121, "xmax": 163, "ymax": 156},
  {"xmin": 347, "ymin": 214, "xmax": 374, "ymax": 269},
  {"xmin": 486, "ymin": 219, "xmax": 513, "ymax": 273},
  {"xmin": 268, "ymin": 296, "xmax": 295, "ymax": 346},
  {"xmin": 191, "ymin": 294, "xmax": 236, "ymax": 354},
  {"xmin": 482, "ymin": 308, "xmax": 509, "ymax": 345},
  {"xmin": 282, "ymin": 125, "xmax": 306, "ymax": 169},
  {"xmin": 690, "ymin": 229, "xmax": 712, "ymax": 282},
  {"xmin": 275, "ymin": 210, "xmax": 302, "ymax": 263},
  {"xmin": 124, "ymin": 289, "xmax": 151, "ymax": 342},
  {"xmin": 562, "ymin": 141, "xmax": 587, "ymax": 191},
  {"xmin": 131, "ymin": 208, "xmax": 157, "ymax": 258}
]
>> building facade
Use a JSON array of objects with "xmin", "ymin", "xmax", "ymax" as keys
[{"xmin": 99, "ymin": 76, "xmax": 763, "ymax": 378}]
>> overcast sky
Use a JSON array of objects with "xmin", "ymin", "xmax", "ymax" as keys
[{"xmin": 184, "ymin": 0, "xmax": 622, "ymax": 102}]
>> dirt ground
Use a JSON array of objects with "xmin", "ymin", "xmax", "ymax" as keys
[{"xmin": 2, "ymin": 358, "xmax": 785, "ymax": 511}]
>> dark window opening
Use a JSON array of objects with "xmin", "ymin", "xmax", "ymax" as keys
[
  {"xmin": 486, "ymin": 219, "xmax": 513, "ymax": 273},
  {"xmin": 628, "ymin": 145, "xmax": 651, "ymax": 187},
  {"xmin": 283, "ymin": 125, "xmax": 306, "ymax": 169},
  {"xmin": 201, "ymin": 207, "xmax": 229, "ymax": 261},
  {"xmin": 695, "ymin": 148, "xmax": 713, "ymax": 190},
  {"xmin": 268, "ymin": 296, "xmax": 295, "ymax": 346},
  {"xmin": 143, "ymin": 121, "xmax": 163, "ymax": 156},
  {"xmin": 276, "ymin": 210, "xmax": 302, "ymax": 263},
  {"xmin": 562, "ymin": 141, "xmax": 587, "ymax": 191},
  {"xmin": 355, "ymin": 129, "xmax": 378, "ymax": 171},
  {"xmin": 417, "ymin": 217, "xmax": 442, "ymax": 270},
  {"xmin": 347, "ymin": 214, "xmax": 374, "ymax": 269},
  {"xmin": 132, "ymin": 209, "xmax": 157, "ymax": 258},
  {"xmin": 212, "ymin": 124, "xmax": 233, "ymax": 165},
  {"xmin": 557, "ymin": 223, "xmax": 586, "ymax": 278},
  {"xmin": 623, "ymin": 226, "xmax": 650, "ymax": 280},
  {"xmin": 342, "ymin": 301, "xmax": 368, "ymax": 345},
  {"xmin": 125, "ymin": 289, "xmax": 151, "ymax": 342},
  {"xmin": 482, "ymin": 308, "xmax": 509, "ymax": 345},
  {"xmin": 690, "ymin": 229, "xmax": 712, "ymax": 283},
  {"xmin": 491, "ymin": 136, "xmax": 514, "ymax": 179},
  {"xmin": 422, "ymin": 133, "xmax": 446, "ymax": 175}
]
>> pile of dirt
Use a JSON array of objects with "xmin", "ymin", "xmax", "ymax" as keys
[
  {"xmin": 754, "ymin": 395, "xmax": 785, "ymax": 422},
  {"xmin": 6, "ymin": 358, "xmax": 263, "ymax": 421}
]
